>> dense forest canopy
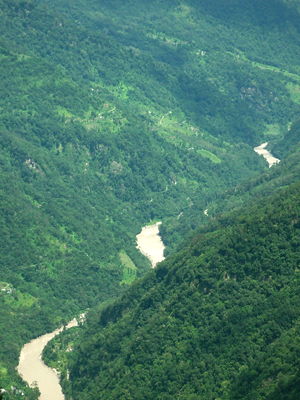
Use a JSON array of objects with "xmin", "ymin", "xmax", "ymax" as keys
[
  {"xmin": 0, "ymin": 0, "xmax": 299, "ymax": 398},
  {"xmin": 68, "ymin": 178, "xmax": 300, "ymax": 400}
]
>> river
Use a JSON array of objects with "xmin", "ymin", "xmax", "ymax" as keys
[
  {"xmin": 254, "ymin": 142, "xmax": 280, "ymax": 167},
  {"xmin": 17, "ymin": 223, "xmax": 165, "ymax": 398},
  {"xmin": 136, "ymin": 222, "xmax": 165, "ymax": 268},
  {"xmin": 16, "ymin": 143, "xmax": 280, "ymax": 398},
  {"xmin": 17, "ymin": 318, "xmax": 80, "ymax": 400}
]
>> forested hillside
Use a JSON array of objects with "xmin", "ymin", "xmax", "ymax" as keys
[
  {"xmin": 1, "ymin": 0, "xmax": 300, "ymax": 397},
  {"xmin": 162, "ymin": 120, "xmax": 300, "ymax": 252},
  {"xmin": 68, "ymin": 179, "xmax": 300, "ymax": 400}
]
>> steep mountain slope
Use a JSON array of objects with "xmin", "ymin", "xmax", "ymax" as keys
[
  {"xmin": 40, "ymin": 0, "xmax": 300, "ymax": 244},
  {"xmin": 1, "ymin": 0, "xmax": 300, "ymax": 396},
  {"xmin": 229, "ymin": 321, "xmax": 300, "ymax": 400},
  {"xmin": 69, "ymin": 179, "xmax": 300, "ymax": 400},
  {"xmin": 41, "ymin": 0, "xmax": 300, "ymax": 144},
  {"xmin": 162, "ymin": 120, "xmax": 300, "ymax": 251}
]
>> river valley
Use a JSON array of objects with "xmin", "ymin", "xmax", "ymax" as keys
[
  {"xmin": 17, "ymin": 223, "xmax": 165, "ymax": 399},
  {"xmin": 17, "ymin": 318, "xmax": 80, "ymax": 400},
  {"xmin": 16, "ymin": 139, "xmax": 279, "ymax": 399}
]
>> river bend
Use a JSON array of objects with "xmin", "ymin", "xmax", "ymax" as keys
[
  {"xmin": 18, "ymin": 223, "xmax": 166, "ymax": 398},
  {"xmin": 17, "ymin": 318, "xmax": 80, "ymax": 400}
]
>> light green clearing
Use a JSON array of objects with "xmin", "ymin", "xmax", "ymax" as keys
[
  {"xmin": 252, "ymin": 61, "xmax": 300, "ymax": 82},
  {"xmin": 177, "ymin": 177, "xmax": 200, "ymax": 189},
  {"xmin": 174, "ymin": 4, "xmax": 193, "ymax": 18},
  {"xmin": 80, "ymin": 101, "xmax": 127, "ymax": 134},
  {"xmin": 197, "ymin": 149, "xmax": 222, "ymax": 163},
  {"xmin": 108, "ymin": 81, "xmax": 135, "ymax": 100},
  {"xmin": 56, "ymin": 106, "xmax": 74, "ymax": 119},
  {"xmin": 156, "ymin": 113, "xmax": 225, "ymax": 155},
  {"xmin": 4, "ymin": 290, "xmax": 37, "ymax": 309},
  {"xmin": 287, "ymin": 82, "xmax": 300, "ymax": 104},
  {"xmin": 263, "ymin": 123, "xmax": 281, "ymax": 137},
  {"xmin": 227, "ymin": 50, "xmax": 300, "ymax": 82},
  {"xmin": 59, "ymin": 226, "xmax": 82, "ymax": 244},
  {"xmin": 157, "ymin": 113, "xmax": 203, "ymax": 138},
  {"xmin": 54, "ymin": 80, "xmax": 130, "ymax": 132},
  {"xmin": 155, "ymin": 112, "xmax": 229, "ymax": 151},
  {"xmin": 145, "ymin": 31, "xmax": 188, "ymax": 47},
  {"xmin": 45, "ymin": 234, "xmax": 68, "ymax": 254},
  {"xmin": 17, "ymin": 54, "xmax": 31, "ymax": 61},
  {"xmin": 119, "ymin": 250, "xmax": 137, "ymax": 285},
  {"xmin": 24, "ymin": 194, "xmax": 42, "ymax": 208},
  {"xmin": 173, "ymin": 3, "xmax": 198, "ymax": 24},
  {"xmin": 0, "ymin": 364, "xmax": 8, "ymax": 377},
  {"xmin": 0, "ymin": 281, "xmax": 13, "ymax": 291}
]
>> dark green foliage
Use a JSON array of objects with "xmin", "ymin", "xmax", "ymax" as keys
[
  {"xmin": 229, "ymin": 322, "xmax": 300, "ymax": 399},
  {"xmin": 272, "ymin": 119, "xmax": 300, "ymax": 158},
  {"xmin": 162, "ymin": 123, "xmax": 300, "ymax": 254},
  {"xmin": 69, "ymin": 182, "xmax": 300, "ymax": 399},
  {"xmin": 1, "ymin": 0, "xmax": 300, "ymax": 396}
]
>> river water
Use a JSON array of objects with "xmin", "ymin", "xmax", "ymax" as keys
[
  {"xmin": 254, "ymin": 142, "xmax": 280, "ymax": 167},
  {"xmin": 17, "ymin": 318, "xmax": 79, "ymax": 400},
  {"xmin": 16, "ymin": 141, "xmax": 279, "ymax": 397},
  {"xmin": 17, "ymin": 143, "xmax": 280, "ymax": 398},
  {"xmin": 17, "ymin": 223, "xmax": 165, "ymax": 398},
  {"xmin": 136, "ymin": 222, "xmax": 165, "ymax": 268}
]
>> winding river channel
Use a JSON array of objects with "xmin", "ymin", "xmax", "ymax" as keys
[
  {"xmin": 17, "ymin": 140, "xmax": 279, "ymax": 398},
  {"xmin": 17, "ymin": 223, "xmax": 165, "ymax": 399},
  {"xmin": 17, "ymin": 318, "xmax": 79, "ymax": 400}
]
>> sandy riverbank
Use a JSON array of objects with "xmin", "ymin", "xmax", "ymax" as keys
[{"xmin": 254, "ymin": 142, "xmax": 280, "ymax": 168}]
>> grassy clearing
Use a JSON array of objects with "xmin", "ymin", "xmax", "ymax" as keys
[
  {"xmin": 197, "ymin": 149, "xmax": 222, "ymax": 163},
  {"xmin": 263, "ymin": 123, "xmax": 282, "ymax": 137},
  {"xmin": 56, "ymin": 106, "xmax": 74, "ymax": 119},
  {"xmin": 252, "ymin": 61, "xmax": 300, "ymax": 82},
  {"xmin": 145, "ymin": 31, "xmax": 188, "ymax": 47},
  {"xmin": 0, "ymin": 364, "xmax": 8, "ymax": 377},
  {"xmin": 3, "ymin": 290, "xmax": 37, "ymax": 309},
  {"xmin": 228, "ymin": 50, "xmax": 300, "ymax": 82},
  {"xmin": 45, "ymin": 234, "xmax": 68, "ymax": 254},
  {"xmin": 287, "ymin": 82, "xmax": 300, "ymax": 104},
  {"xmin": 119, "ymin": 250, "xmax": 137, "ymax": 285}
]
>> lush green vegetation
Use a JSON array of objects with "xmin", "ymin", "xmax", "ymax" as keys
[
  {"xmin": 162, "ymin": 120, "xmax": 300, "ymax": 253},
  {"xmin": 1, "ymin": 0, "xmax": 300, "ymax": 397},
  {"xmin": 68, "ymin": 181, "xmax": 300, "ymax": 400}
]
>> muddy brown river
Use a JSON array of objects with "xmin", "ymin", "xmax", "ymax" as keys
[
  {"xmin": 17, "ymin": 318, "xmax": 79, "ymax": 400},
  {"xmin": 17, "ymin": 222, "xmax": 166, "ymax": 399},
  {"xmin": 136, "ymin": 222, "xmax": 165, "ymax": 267}
]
